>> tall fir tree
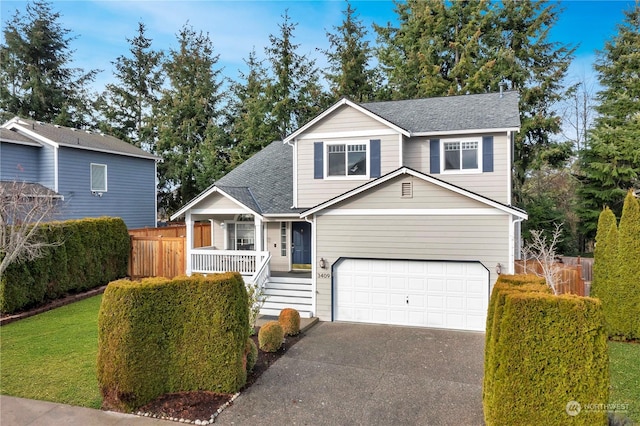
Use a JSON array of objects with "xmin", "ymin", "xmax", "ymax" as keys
[
  {"xmin": 375, "ymin": 0, "xmax": 575, "ymax": 208},
  {"xmin": 265, "ymin": 11, "xmax": 328, "ymax": 139},
  {"xmin": 151, "ymin": 25, "xmax": 227, "ymax": 216},
  {"xmin": 0, "ymin": 0, "xmax": 98, "ymax": 126},
  {"xmin": 323, "ymin": 1, "xmax": 379, "ymax": 102},
  {"xmin": 227, "ymin": 49, "xmax": 277, "ymax": 165},
  {"xmin": 97, "ymin": 22, "xmax": 164, "ymax": 149},
  {"xmin": 577, "ymin": 2, "xmax": 640, "ymax": 241}
]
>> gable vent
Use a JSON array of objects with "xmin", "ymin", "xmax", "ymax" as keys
[{"xmin": 401, "ymin": 182, "xmax": 413, "ymax": 198}]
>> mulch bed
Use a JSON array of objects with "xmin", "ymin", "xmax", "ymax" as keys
[{"xmin": 134, "ymin": 329, "xmax": 303, "ymax": 423}]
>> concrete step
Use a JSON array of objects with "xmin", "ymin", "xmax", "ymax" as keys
[
  {"xmin": 260, "ymin": 307, "xmax": 313, "ymax": 318},
  {"xmin": 268, "ymin": 276, "xmax": 313, "ymax": 285},
  {"xmin": 264, "ymin": 288, "xmax": 313, "ymax": 298}
]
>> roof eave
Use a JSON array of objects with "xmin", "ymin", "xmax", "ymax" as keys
[{"xmin": 410, "ymin": 127, "xmax": 520, "ymax": 137}]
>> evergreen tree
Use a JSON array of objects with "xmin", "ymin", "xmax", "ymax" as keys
[
  {"xmin": 323, "ymin": 1, "xmax": 379, "ymax": 102},
  {"xmin": 577, "ymin": 2, "xmax": 640, "ymax": 240},
  {"xmin": 151, "ymin": 25, "xmax": 227, "ymax": 216},
  {"xmin": 97, "ymin": 22, "xmax": 164, "ymax": 149},
  {"xmin": 375, "ymin": 0, "xmax": 575, "ymax": 206},
  {"xmin": 615, "ymin": 190, "xmax": 640, "ymax": 340},
  {"xmin": 0, "ymin": 0, "xmax": 98, "ymax": 126},
  {"xmin": 591, "ymin": 207, "xmax": 617, "ymax": 299},
  {"xmin": 227, "ymin": 49, "xmax": 277, "ymax": 165},
  {"xmin": 265, "ymin": 11, "xmax": 328, "ymax": 139}
]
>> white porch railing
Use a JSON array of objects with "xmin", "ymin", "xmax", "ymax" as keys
[
  {"xmin": 249, "ymin": 252, "xmax": 271, "ymax": 287},
  {"xmin": 191, "ymin": 249, "xmax": 270, "ymax": 275}
]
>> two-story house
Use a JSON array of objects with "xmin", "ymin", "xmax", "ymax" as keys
[
  {"xmin": 1, "ymin": 117, "xmax": 159, "ymax": 229},
  {"xmin": 171, "ymin": 92, "xmax": 527, "ymax": 331}
]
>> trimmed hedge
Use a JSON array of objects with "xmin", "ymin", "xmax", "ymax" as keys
[
  {"xmin": 0, "ymin": 217, "xmax": 130, "ymax": 314},
  {"xmin": 483, "ymin": 275, "xmax": 609, "ymax": 425},
  {"xmin": 258, "ymin": 321, "xmax": 284, "ymax": 353},
  {"xmin": 279, "ymin": 308, "xmax": 301, "ymax": 336},
  {"xmin": 97, "ymin": 273, "xmax": 249, "ymax": 412}
]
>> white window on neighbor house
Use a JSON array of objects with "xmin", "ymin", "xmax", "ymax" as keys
[
  {"xmin": 226, "ymin": 214, "xmax": 255, "ymax": 251},
  {"xmin": 442, "ymin": 139, "xmax": 481, "ymax": 172},
  {"xmin": 327, "ymin": 143, "xmax": 367, "ymax": 177},
  {"xmin": 90, "ymin": 163, "xmax": 107, "ymax": 192}
]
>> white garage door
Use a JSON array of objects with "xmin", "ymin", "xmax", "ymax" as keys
[{"xmin": 334, "ymin": 259, "xmax": 489, "ymax": 331}]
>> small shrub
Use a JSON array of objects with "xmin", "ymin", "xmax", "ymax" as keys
[
  {"xmin": 278, "ymin": 308, "xmax": 301, "ymax": 336},
  {"xmin": 245, "ymin": 338, "xmax": 258, "ymax": 372},
  {"xmin": 258, "ymin": 321, "xmax": 284, "ymax": 353}
]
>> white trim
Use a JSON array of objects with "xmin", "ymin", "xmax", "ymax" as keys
[
  {"xmin": 308, "ymin": 215, "xmax": 317, "ymax": 317},
  {"xmin": 301, "ymin": 167, "xmax": 528, "ymax": 219},
  {"xmin": 53, "ymin": 145, "xmax": 59, "ymax": 192},
  {"xmin": 3, "ymin": 122, "xmax": 60, "ymax": 149},
  {"xmin": 185, "ymin": 212, "xmax": 193, "ymax": 275},
  {"xmin": 284, "ymin": 98, "xmax": 410, "ymax": 143},
  {"xmin": 170, "ymin": 185, "xmax": 261, "ymax": 220},
  {"xmin": 292, "ymin": 142, "xmax": 298, "ymax": 208},
  {"xmin": 398, "ymin": 134, "xmax": 404, "ymax": 168},
  {"xmin": 507, "ymin": 130, "xmax": 512, "ymax": 204},
  {"xmin": 191, "ymin": 208, "xmax": 250, "ymax": 215},
  {"xmin": 90, "ymin": 163, "xmax": 108, "ymax": 192},
  {"xmin": 296, "ymin": 128, "xmax": 399, "ymax": 140},
  {"xmin": 412, "ymin": 127, "xmax": 520, "ymax": 137},
  {"xmin": 319, "ymin": 208, "xmax": 506, "ymax": 216},
  {"xmin": 0, "ymin": 138, "xmax": 41, "ymax": 147}
]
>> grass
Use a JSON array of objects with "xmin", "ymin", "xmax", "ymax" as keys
[
  {"xmin": 1, "ymin": 296, "xmax": 639, "ymax": 423},
  {"xmin": 0, "ymin": 295, "xmax": 103, "ymax": 408},
  {"xmin": 609, "ymin": 341, "xmax": 640, "ymax": 423}
]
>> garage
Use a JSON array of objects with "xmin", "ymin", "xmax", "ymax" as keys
[{"xmin": 333, "ymin": 258, "xmax": 490, "ymax": 331}]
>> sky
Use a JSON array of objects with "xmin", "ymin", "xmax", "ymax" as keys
[{"xmin": 0, "ymin": 0, "xmax": 635, "ymax": 96}]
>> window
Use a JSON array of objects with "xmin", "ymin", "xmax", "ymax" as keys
[
  {"xmin": 226, "ymin": 214, "xmax": 255, "ymax": 250},
  {"xmin": 280, "ymin": 222, "xmax": 287, "ymax": 256},
  {"xmin": 443, "ymin": 140, "xmax": 479, "ymax": 172},
  {"xmin": 91, "ymin": 163, "xmax": 107, "ymax": 192},
  {"xmin": 327, "ymin": 143, "xmax": 367, "ymax": 177}
]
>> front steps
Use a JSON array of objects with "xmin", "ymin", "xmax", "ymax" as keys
[{"xmin": 260, "ymin": 276, "xmax": 313, "ymax": 318}]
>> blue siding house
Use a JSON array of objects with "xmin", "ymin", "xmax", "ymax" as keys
[{"xmin": 0, "ymin": 117, "xmax": 159, "ymax": 228}]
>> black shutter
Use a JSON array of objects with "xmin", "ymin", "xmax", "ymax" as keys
[
  {"xmin": 483, "ymin": 136, "xmax": 494, "ymax": 172},
  {"xmin": 314, "ymin": 142, "xmax": 323, "ymax": 179},
  {"xmin": 430, "ymin": 139, "xmax": 440, "ymax": 174},
  {"xmin": 370, "ymin": 139, "xmax": 381, "ymax": 178}
]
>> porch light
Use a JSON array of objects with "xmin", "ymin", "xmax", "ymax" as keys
[
  {"xmin": 496, "ymin": 263, "xmax": 502, "ymax": 275},
  {"xmin": 319, "ymin": 258, "xmax": 327, "ymax": 269},
  {"xmin": 220, "ymin": 222, "xmax": 225, "ymax": 229}
]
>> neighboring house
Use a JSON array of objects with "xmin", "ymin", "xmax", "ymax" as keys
[
  {"xmin": 0, "ymin": 117, "xmax": 159, "ymax": 228},
  {"xmin": 171, "ymin": 92, "xmax": 527, "ymax": 331}
]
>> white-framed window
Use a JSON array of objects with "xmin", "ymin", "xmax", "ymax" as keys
[
  {"xmin": 90, "ymin": 163, "xmax": 107, "ymax": 192},
  {"xmin": 280, "ymin": 222, "xmax": 287, "ymax": 256},
  {"xmin": 326, "ymin": 142, "xmax": 368, "ymax": 178},
  {"xmin": 226, "ymin": 214, "xmax": 255, "ymax": 251},
  {"xmin": 442, "ymin": 138, "xmax": 481, "ymax": 173}
]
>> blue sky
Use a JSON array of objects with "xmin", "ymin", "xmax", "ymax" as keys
[{"xmin": 0, "ymin": 0, "xmax": 634, "ymax": 94}]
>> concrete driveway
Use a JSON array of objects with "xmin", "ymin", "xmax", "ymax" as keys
[{"xmin": 217, "ymin": 322, "xmax": 486, "ymax": 425}]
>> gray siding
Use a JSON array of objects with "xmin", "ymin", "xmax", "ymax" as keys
[
  {"xmin": 57, "ymin": 147, "xmax": 156, "ymax": 228},
  {"xmin": 296, "ymin": 134, "xmax": 400, "ymax": 207},
  {"xmin": 1, "ymin": 142, "xmax": 40, "ymax": 182},
  {"xmin": 266, "ymin": 221, "xmax": 290, "ymax": 272},
  {"xmin": 403, "ymin": 133, "xmax": 510, "ymax": 203},
  {"xmin": 198, "ymin": 193, "xmax": 246, "ymax": 211},
  {"xmin": 308, "ymin": 106, "xmax": 390, "ymax": 134},
  {"xmin": 314, "ymin": 214, "xmax": 510, "ymax": 321}
]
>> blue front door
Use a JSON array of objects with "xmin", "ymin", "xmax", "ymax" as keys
[{"xmin": 292, "ymin": 222, "xmax": 311, "ymax": 266}]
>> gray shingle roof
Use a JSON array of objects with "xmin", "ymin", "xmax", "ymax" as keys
[
  {"xmin": 3, "ymin": 118, "xmax": 158, "ymax": 160},
  {"xmin": 360, "ymin": 91, "xmax": 520, "ymax": 133},
  {"xmin": 0, "ymin": 181, "xmax": 62, "ymax": 198},
  {"xmin": 216, "ymin": 141, "xmax": 296, "ymax": 215},
  {"xmin": 0, "ymin": 128, "xmax": 37, "ymax": 144}
]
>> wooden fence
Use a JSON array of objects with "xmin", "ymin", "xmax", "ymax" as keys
[
  {"xmin": 128, "ymin": 223, "xmax": 211, "ymax": 279},
  {"xmin": 514, "ymin": 259, "xmax": 587, "ymax": 296}
]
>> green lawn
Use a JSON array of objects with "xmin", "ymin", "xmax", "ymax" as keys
[
  {"xmin": 609, "ymin": 341, "xmax": 640, "ymax": 423},
  {"xmin": 1, "ymin": 296, "xmax": 639, "ymax": 423},
  {"xmin": 0, "ymin": 295, "xmax": 103, "ymax": 408}
]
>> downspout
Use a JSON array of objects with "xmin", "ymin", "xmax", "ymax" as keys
[
  {"xmin": 287, "ymin": 139, "xmax": 297, "ymax": 209},
  {"xmin": 510, "ymin": 216, "xmax": 525, "ymax": 274},
  {"xmin": 54, "ymin": 145, "xmax": 59, "ymax": 192}
]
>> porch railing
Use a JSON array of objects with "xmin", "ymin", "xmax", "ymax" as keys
[
  {"xmin": 248, "ymin": 252, "xmax": 271, "ymax": 287},
  {"xmin": 191, "ymin": 249, "xmax": 270, "ymax": 275}
]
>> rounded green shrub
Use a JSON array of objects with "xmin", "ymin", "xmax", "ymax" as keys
[
  {"xmin": 245, "ymin": 338, "xmax": 258, "ymax": 372},
  {"xmin": 258, "ymin": 321, "xmax": 284, "ymax": 353},
  {"xmin": 278, "ymin": 308, "xmax": 301, "ymax": 335}
]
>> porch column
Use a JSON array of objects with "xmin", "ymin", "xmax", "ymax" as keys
[
  {"xmin": 254, "ymin": 215, "xmax": 263, "ymax": 252},
  {"xmin": 185, "ymin": 212, "xmax": 193, "ymax": 275}
]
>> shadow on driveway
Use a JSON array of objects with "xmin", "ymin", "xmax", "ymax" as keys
[{"xmin": 217, "ymin": 322, "xmax": 485, "ymax": 425}]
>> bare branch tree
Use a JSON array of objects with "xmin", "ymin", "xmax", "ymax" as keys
[
  {"xmin": 522, "ymin": 223, "xmax": 566, "ymax": 295},
  {"xmin": 0, "ymin": 181, "xmax": 62, "ymax": 277}
]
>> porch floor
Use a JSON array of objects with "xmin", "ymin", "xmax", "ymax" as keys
[{"xmin": 270, "ymin": 270, "xmax": 312, "ymax": 279}]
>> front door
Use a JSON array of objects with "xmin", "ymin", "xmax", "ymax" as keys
[{"xmin": 292, "ymin": 221, "xmax": 311, "ymax": 267}]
